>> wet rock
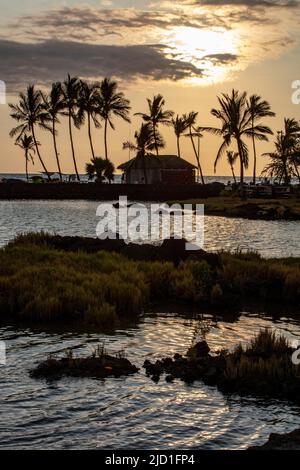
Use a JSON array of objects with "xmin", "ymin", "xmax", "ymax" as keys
[
  {"xmin": 30, "ymin": 354, "xmax": 139, "ymax": 380},
  {"xmin": 165, "ymin": 375, "xmax": 175, "ymax": 383},
  {"xmin": 174, "ymin": 353, "xmax": 182, "ymax": 360},
  {"xmin": 186, "ymin": 341, "xmax": 210, "ymax": 359},
  {"xmin": 151, "ymin": 375, "xmax": 160, "ymax": 383},
  {"xmin": 248, "ymin": 428, "xmax": 300, "ymax": 450}
]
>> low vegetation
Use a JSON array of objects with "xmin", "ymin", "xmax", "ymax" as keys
[
  {"xmin": 31, "ymin": 344, "xmax": 139, "ymax": 380},
  {"xmin": 144, "ymin": 329, "xmax": 300, "ymax": 401},
  {"xmin": 0, "ymin": 234, "xmax": 299, "ymax": 327},
  {"xmin": 168, "ymin": 195, "xmax": 300, "ymax": 220}
]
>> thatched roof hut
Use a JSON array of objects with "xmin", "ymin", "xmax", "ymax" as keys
[{"xmin": 118, "ymin": 155, "xmax": 196, "ymax": 184}]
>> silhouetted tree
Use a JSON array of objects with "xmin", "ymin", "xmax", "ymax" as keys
[
  {"xmin": 61, "ymin": 75, "xmax": 81, "ymax": 181},
  {"xmin": 204, "ymin": 90, "xmax": 272, "ymax": 196},
  {"xmin": 123, "ymin": 123, "xmax": 164, "ymax": 183},
  {"xmin": 247, "ymin": 94, "xmax": 275, "ymax": 185},
  {"xmin": 263, "ymin": 118, "xmax": 300, "ymax": 184},
  {"xmin": 86, "ymin": 157, "xmax": 115, "ymax": 183},
  {"xmin": 135, "ymin": 94, "xmax": 172, "ymax": 156},
  {"xmin": 98, "ymin": 78, "xmax": 131, "ymax": 161},
  {"xmin": 78, "ymin": 81, "xmax": 101, "ymax": 159},
  {"xmin": 171, "ymin": 114, "xmax": 189, "ymax": 158},
  {"xmin": 226, "ymin": 151, "xmax": 238, "ymax": 184},
  {"xmin": 9, "ymin": 85, "xmax": 51, "ymax": 180},
  {"xmin": 185, "ymin": 112, "xmax": 205, "ymax": 184},
  {"xmin": 41, "ymin": 82, "xmax": 64, "ymax": 181},
  {"xmin": 15, "ymin": 134, "xmax": 36, "ymax": 181}
]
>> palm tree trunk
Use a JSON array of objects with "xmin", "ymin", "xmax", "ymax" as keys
[
  {"xmin": 230, "ymin": 164, "xmax": 237, "ymax": 184},
  {"xmin": 68, "ymin": 110, "xmax": 80, "ymax": 181},
  {"xmin": 283, "ymin": 156, "xmax": 289, "ymax": 185},
  {"xmin": 88, "ymin": 113, "xmax": 95, "ymax": 160},
  {"xmin": 252, "ymin": 117, "xmax": 257, "ymax": 185},
  {"xmin": 25, "ymin": 149, "xmax": 29, "ymax": 182},
  {"xmin": 142, "ymin": 154, "xmax": 148, "ymax": 184},
  {"xmin": 31, "ymin": 125, "xmax": 51, "ymax": 181},
  {"xmin": 237, "ymin": 138, "xmax": 245, "ymax": 197},
  {"xmin": 153, "ymin": 123, "xmax": 159, "ymax": 156},
  {"xmin": 294, "ymin": 163, "xmax": 300, "ymax": 183},
  {"xmin": 189, "ymin": 128, "xmax": 204, "ymax": 184},
  {"xmin": 52, "ymin": 119, "xmax": 62, "ymax": 182},
  {"xmin": 104, "ymin": 119, "xmax": 108, "ymax": 161},
  {"xmin": 177, "ymin": 136, "xmax": 181, "ymax": 158}
]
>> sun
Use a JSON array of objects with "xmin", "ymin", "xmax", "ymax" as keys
[{"xmin": 164, "ymin": 26, "xmax": 239, "ymax": 84}]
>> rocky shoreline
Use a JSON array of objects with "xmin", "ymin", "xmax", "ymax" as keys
[
  {"xmin": 31, "ymin": 349, "xmax": 139, "ymax": 380},
  {"xmin": 143, "ymin": 331, "xmax": 300, "ymax": 402},
  {"xmin": 249, "ymin": 428, "xmax": 300, "ymax": 450}
]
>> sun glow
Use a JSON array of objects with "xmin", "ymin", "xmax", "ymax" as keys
[{"xmin": 165, "ymin": 26, "xmax": 240, "ymax": 84}]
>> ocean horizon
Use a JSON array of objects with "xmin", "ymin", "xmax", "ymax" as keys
[{"xmin": 0, "ymin": 173, "xmax": 283, "ymax": 185}]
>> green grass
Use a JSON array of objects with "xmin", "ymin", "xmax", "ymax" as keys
[
  {"xmin": 224, "ymin": 329, "xmax": 298, "ymax": 384},
  {"xmin": 0, "ymin": 234, "xmax": 299, "ymax": 327}
]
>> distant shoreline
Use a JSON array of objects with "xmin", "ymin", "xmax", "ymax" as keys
[
  {"xmin": 0, "ymin": 181, "xmax": 224, "ymax": 201},
  {"xmin": 0, "ymin": 182, "xmax": 299, "ymax": 221}
]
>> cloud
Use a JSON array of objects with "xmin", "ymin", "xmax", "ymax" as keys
[
  {"xmin": 5, "ymin": 6, "xmax": 227, "ymax": 44},
  {"xmin": 185, "ymin": 0, "xmax": 299, "ymax": 6},
  {"xmin": 0, "ymin": 39, "xmax": 205, "ymax": 92},
  {"xmin": 202, "ymin": 53, "xmax": 238, "ymax": 64},
  {"xmin": 1, "ymin": 1, "xmax": 299, "ymax": 91}
]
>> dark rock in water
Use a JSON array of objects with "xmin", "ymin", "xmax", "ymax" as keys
[
  {"xmin": 30, "ymin": 354, "xmax": 139, "ymax": 380},
  {"xmin": 143, "ymin": 334, "xmax": 300, "ymax": 404},
  {"xmin": 165, "ymin": 374, "xmax": 175, "ymax": 383},
  {"xmin": 174, "ymin": 353, "xmax": 182, "ymax": 360},
  {"xmin": 151, "ymin": 375, "xmax": 160, "ymax": 383},
  {"xmin": 248, "ymin": 428, "xmax": 300, "ymax": 450},
  {"xmin": 113, "ymin": 202, "xmax": 134, "ymax": 209},
  {"xmin": 186, "ymin": 341, "xmax": 210, "ymax": 359}
]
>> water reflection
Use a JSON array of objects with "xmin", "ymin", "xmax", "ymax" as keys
[
  {"xmin": 0, "ymin": 200, "xmax": 299, "ymax": 257},
  {"xmin": 1, "ymin": 312, "xmax": 300, "ymax": 449}
]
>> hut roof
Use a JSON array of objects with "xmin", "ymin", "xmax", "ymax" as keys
[{"xmin": 118, "ymin": 155, "xmax": 197, "ymax": 171}]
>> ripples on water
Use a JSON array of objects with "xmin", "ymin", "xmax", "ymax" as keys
[
  {"xmin": 1, "ymin": 200, "xmax": 300, "ymax": 449},
  {"xmin": 1, "ymin": 313, "xmax": 300, "ymax": 450},
  {"xmin": 1, "ymin": 200, "xmax": 300, "ymax": 257}
]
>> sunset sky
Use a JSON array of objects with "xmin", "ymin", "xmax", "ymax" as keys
[{"xmin": 1, "ymin": 0, "xmax": 300, "ymax": 176}]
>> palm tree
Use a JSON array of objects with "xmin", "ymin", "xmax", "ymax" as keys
[
  {"xmin": 185, "ymin": 112, "xmax": 205, "ymax": 184},
  {"xmin": 263, "ymin": 118, "xmax": 300, "ymax": 184},
  {"xmin": 86, "ymin": 157, "xmax": 115, "ymax": 183},
  {"xmin": 226, "ymin": 151, "xmax": 238, "ymax": 184},
  {"xmin": 61, "ymin": 75, "xmax": 81, "ymax": 181},
  {"xmin": 135, "ymin": 94, "xmax": 173, "ymax": 156},
  {"xmin": 204, "ymin": 90, "xmax": 273, "ymax": 196},
  {"xmin": 247, "ymin": 94, "xmax": 275, "ymax": 185},
  {"xmin": 98, "ymin": 78, "xmax": 131, "ymax": 161},
  {"xmin": 123, "ymin": 123, "xmax": 164, "ymax": 183},
  {"xmin": 41, "ymin": 82, "xmax": 64, "ymax": 181},
  {"xmin": 77, "ymin": 81, "xmax": 101, "ymax": 160},
  {"xmin": 15, "ymin": 134, "xmax": 36, "ymax": 181},
  {"xmin": 9, "ymin": 85, "xmax": 51, "ymax": 180},
  {"xmin": 171, "ymin": 114, "xmax": 189, "ymax": 158}
]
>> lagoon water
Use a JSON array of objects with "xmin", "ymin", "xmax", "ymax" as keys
[
  {"xmin": 1, "ymin": 313, "xmax": 300, "ymax": 450},
  {"xmin": 0, "ymin": 199, "xmax": 300, "ymax": 257},
  {"xmin": 0, "ymin": 199, "xmax": 300, "ymax": 449}
]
